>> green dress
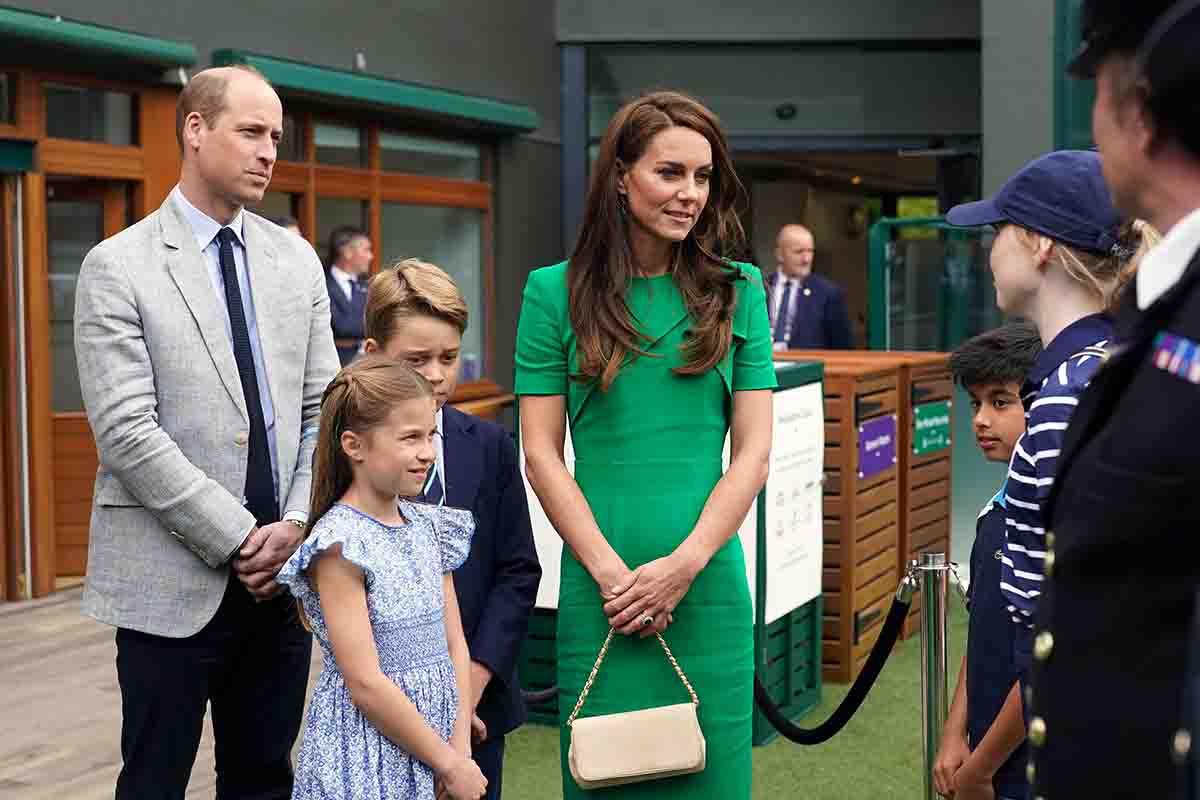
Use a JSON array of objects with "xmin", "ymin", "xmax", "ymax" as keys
[{"xmin": 514, "ymin": 260, "xmax": 776, "ymax": 798}]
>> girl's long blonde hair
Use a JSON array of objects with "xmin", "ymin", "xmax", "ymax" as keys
[
  {"xmin": 1015, "ymin": 218, "xmax": 1160, "ymax": 313},
  {"xmin": 297, "ymin": 357, "xmax": 433, "ymax": 627}
]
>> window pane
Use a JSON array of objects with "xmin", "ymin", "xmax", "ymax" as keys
[
  {"xmin": 380, "ymin": 133, "xmax": 481, "ymax": 180},
  {"xmin": 252, "ymin": 191, "xmax": 299, "ymax": 230},
  {"xmin": 45, "ymin": 84, "xmax": 136, "ymax": 145},
  {"xmin": 314, "ymin": 122, "xmax": 365, "ymax": 168},
  {"xmin": 381, "ymin": 204, "xmax": 486, "ymax": 379},
  {"xmin": 278, "ymin": 114, "xmax": 304, "ymax": 162},
  {"xmin": 316, "ymin": 197, "xmax": 368, "ymax": 265},
  {"xmin": 47, "ymin": 197, "xmax": 104, "ymax": 411},
  {"xmin": 0, "ymin": 73, "xmax": 13, "ymax": 125}
]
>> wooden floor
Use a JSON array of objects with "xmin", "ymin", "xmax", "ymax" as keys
[{"xmin": 0, "ymin": 589, "xmax": 323, "ymax": 799}]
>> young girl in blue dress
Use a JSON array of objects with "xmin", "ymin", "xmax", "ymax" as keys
[{"xmin": 278, "ymin": 356, "xmax": 488, "ymax": 800}]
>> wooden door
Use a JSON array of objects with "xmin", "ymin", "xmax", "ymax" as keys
[
  {"xmin": 0, "ymin": 176, "xmax": 20, "ymax": 599},
  {"xmin": 43, "ymin": 179, "xmax": 129, "ymax": 580}
]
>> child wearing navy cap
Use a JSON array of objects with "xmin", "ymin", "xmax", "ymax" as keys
[
  {"xmin": 935, "ymin": 323, "xmax": 1041, "ymax": 800},
  {"xmin": 946, "ymin": 150, "xmax": 1148, "ymax": 764}
]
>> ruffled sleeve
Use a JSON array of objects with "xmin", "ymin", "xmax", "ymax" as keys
[
  {"xmin": 276, "ymin": 507, "xmax": 377, "ymax": 615},
  {"xmin": 417, "ymin": 504, "xmax": 476, "ymax": 574}
]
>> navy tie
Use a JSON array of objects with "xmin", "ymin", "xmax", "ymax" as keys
[
  {"xmin": 217, "ymin": 227, "xmax": 277, "ymax": 526},
  {"xmin": 423, "ymin": 463, "xmax": 445, "ymax": 506},
  {"xmin": 773, "ymin": 279, "xmax": 794, "ymax": 345}
]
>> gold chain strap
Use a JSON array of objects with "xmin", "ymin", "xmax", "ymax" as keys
[{"xmin": 566, "ymin": 627, "xmax": 699, "ymax": 728}]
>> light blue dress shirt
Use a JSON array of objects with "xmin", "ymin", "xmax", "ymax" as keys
[{"xmin": 172, "ymin": 187, "xmax": 282, "ymax": 504}]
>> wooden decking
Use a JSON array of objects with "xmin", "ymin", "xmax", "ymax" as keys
[{"xmin": 0, "ymin": 589, "xmax": 322, "ymax": 799}]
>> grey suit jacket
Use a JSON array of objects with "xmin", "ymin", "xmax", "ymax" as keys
[{"xmin": 74, "ymin": 191, "xmax": 340, "ymax": 637}]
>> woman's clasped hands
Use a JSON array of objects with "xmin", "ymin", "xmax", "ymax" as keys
[{"xmin": 599, "ymin": 549, "xmax": 703, "ymax": 637}]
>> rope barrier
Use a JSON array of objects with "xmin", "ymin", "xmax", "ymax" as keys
[
  {"xmin": 523, "ymin": 568, "xmax": 933, "ymax": 742},
  {"xmin": 754, "ymin": 571, "xmax": 916, "ymax": 745},
  {"xmin": 522, "ymin": 686, "xmax": 559, "ymax": 706}
]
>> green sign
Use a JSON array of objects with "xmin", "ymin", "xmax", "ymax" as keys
[{"xmin": 913, "ymin": 401, "xmax": 952, "ymax": 456}]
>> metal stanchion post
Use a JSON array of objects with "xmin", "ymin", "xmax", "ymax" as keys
[{"xmin": 918, "ymin": 552, "xmax": 950, "ymax": 800}]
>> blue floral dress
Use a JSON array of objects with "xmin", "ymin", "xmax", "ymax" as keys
[{"xmin": 277, "ymin": 501, "xmax": 474, "ymax": 800}]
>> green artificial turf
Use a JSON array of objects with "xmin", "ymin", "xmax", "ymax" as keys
[{"xmin": 502, "ymin": 602, "xmax": 969, "ymax": 799}]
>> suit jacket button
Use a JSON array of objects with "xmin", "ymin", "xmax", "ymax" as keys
[
  {"xmin": 235, "ymin": 432, "xmax": 249, "ymax": 446},
  {"xmin": 1034, "ymin": 631, "xmax": 1054, "ymax": 661},
  {"xmin": 1026, "ymin": 761, "xmax": 1036, "ymax": 783},
  {"xmin": 1029, "ymin": 716, "xmax": 1047, "ymax": 747},
  {"xmin": 1046, "ymin": 530, "xmax": 1055, "ymax": 548},
  {"xmin": 1043, "ymin": 550, "xmax": 1055, "ymax": 577}
]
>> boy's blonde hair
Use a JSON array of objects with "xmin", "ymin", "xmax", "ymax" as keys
[{"xmin": 365, "ymin": 259, "xmax": 468, "ymax": 347}]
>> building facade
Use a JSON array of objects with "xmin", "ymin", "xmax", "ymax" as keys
[{"xmin": 0, "ymin": 1, "xmax": 1089, "ymax": 601}]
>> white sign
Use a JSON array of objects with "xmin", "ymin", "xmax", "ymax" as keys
[
  {"xmin": 520, "ymin": 418, "xmax": 570, "ymax": 609},
  {"xmin": 763, "ymin": 383, "xmax": 826, "ymax": 624}
]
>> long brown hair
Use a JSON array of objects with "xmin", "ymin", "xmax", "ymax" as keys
[
  {"xmin": 569, "ymin": 91, "xmax": 748, "ymax": 391},
  {"xmin": 364, "ymin": 258, "xmax": 469, "ymax": 348},
  {"xmin": 306, "ymin": 356, "xmax": 434, "ymax": 538}
]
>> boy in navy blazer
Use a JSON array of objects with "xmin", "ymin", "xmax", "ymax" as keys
[
  {"xmin": 766, "ymin": 224, "xmax": 854, "ymax": 349},
  {"xmin": 363, "ymin": 257, "xmax": 541, "ymax": 798}
]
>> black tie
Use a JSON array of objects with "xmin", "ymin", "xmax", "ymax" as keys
[
  {"xmin": 774, "ymin": 279, "xmax": 795, "ymax": 344},
  {"xmin": 216, "ymin": 227, "xmax": 277, "ymax": 526}
]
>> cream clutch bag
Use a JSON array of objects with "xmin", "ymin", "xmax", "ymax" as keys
[{"xmin": 566, "ymin": 627, "xmax": 707, "ymax": 789}]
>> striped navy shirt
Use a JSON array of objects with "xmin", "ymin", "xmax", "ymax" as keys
[{"xmin": 1002, "ymin": 313, "xmax": 1114, "ymax": 627}]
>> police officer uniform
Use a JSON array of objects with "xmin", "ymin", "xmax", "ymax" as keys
[{"xmin": 1026, "ymin": 3, "xmax": 1200, "ymax": 797}]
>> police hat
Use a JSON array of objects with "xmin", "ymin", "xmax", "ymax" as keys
[{"xmin": 1068, "ymin": 0, "xmax": 1200, "ymax": 92}]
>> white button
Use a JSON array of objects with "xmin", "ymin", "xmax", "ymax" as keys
[
  {"xmin": 234, "ymin": 432, "xmax": 249, "ymax": 446},
  {"xmin": 1175, "ymin": 729, "xmax": 1192, "ymax": 762}
]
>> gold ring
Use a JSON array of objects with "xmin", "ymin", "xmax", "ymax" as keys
[{"xmin": 641, "ymin": 615, "xmax": 654, "ymax": 627}]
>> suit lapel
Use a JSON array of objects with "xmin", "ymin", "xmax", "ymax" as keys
[
  {"xmin": 442, "ymin": 406, "xmax": 482, "ymax": 509},
  {"xmin": 243, "ymin": 216, "xmax": 287, "ymax": 428},
  {"xmin": 161, "ymin": 196, "xmax": 247, "ymax": 421}
]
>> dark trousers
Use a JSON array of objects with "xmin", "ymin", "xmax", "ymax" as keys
[
  {"xmin": 114, "ymin": 574, "xmax": 312, "ymax": 800},
  {"xmin": 473, "ymin": 734, "xmax": 506, "ymax": 800}
]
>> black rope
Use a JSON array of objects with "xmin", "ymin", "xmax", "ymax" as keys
[
  {"xmin": 522, "ymin": 686, "xmax": 559, "ymax": 706},
  {"xmin": 754, "ymin": 582, "xmax": 912, "ymax": 745}
]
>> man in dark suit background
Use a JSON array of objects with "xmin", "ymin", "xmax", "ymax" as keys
[
  {"xmin": 362, "ymin": 258, "xmax": 541, "ymax": 798},
  {"xmin": 766, "ymin": 223, "xmax": 854, "ymax": 349},
  {"xmin": 325, "ymin": 226, "xmax": 372, "ymax": 364}
]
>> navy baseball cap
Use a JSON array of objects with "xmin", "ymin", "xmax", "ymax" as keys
[{"xmin": 945, "ymin": 150, "xmax": 1122, "ymax": 256}]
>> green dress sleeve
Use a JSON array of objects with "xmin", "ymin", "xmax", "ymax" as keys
[
  {"xmin": 514, "ymin": 263, "xmax": 570, "ymax": 396},
  {"xmin": 731, "ymin": 263, "xmax": 778, "ymax": 392}
]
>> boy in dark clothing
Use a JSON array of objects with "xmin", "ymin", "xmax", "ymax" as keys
[{"xmin": 934, "ymin": 323, "xmax": 1042, "ymax": 800}]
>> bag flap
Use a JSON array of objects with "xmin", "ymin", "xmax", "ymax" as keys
[{"xmin": 570, "ymin": 703, "xmax": 705, "ymax": 781}]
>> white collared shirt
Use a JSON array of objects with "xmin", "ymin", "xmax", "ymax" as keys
[
  {"xmin": 329, "ymin": 265, "xmax": 356, "ymax": 302},
  {"xmin": 772, "ymin": 275, "xmax": 800, "ymax": 323},
  {"xmin": 1137, "ymin": 207, "xmax": 1200, "ymax": 309},
  {"xmin": 171, "ymin": 186, "xmax": 283, "ymax": 507}
]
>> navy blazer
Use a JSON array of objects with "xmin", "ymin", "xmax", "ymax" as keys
[
  {"xmin": 442, "ymin": 404, "xmax": 541, "ymax": 739},
  {"xmin": 765, "ymin": 271, "xmax": 854, "ymax": 349},
  {"xmin": 325, "ymin": 270, "xmax": 369, "ymax": 365}
]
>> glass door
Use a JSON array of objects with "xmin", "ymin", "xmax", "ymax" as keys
[{"xmin": 44, "ymin": 178, "xmax": 131, "ymax": 583}]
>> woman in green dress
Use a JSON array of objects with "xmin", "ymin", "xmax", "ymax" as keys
[{"xmin": 515, "ymin": 91, "xmax": 775, "ymax": 798}]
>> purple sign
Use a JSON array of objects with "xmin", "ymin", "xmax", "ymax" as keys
[{"xmin": 858, "ymin": 415, "xmax": 898, "ymax": 480}]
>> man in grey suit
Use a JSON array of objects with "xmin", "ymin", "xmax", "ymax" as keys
[{"xmin": 73, "ymin": 65, "xmax": 339, "ymax": 798}]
